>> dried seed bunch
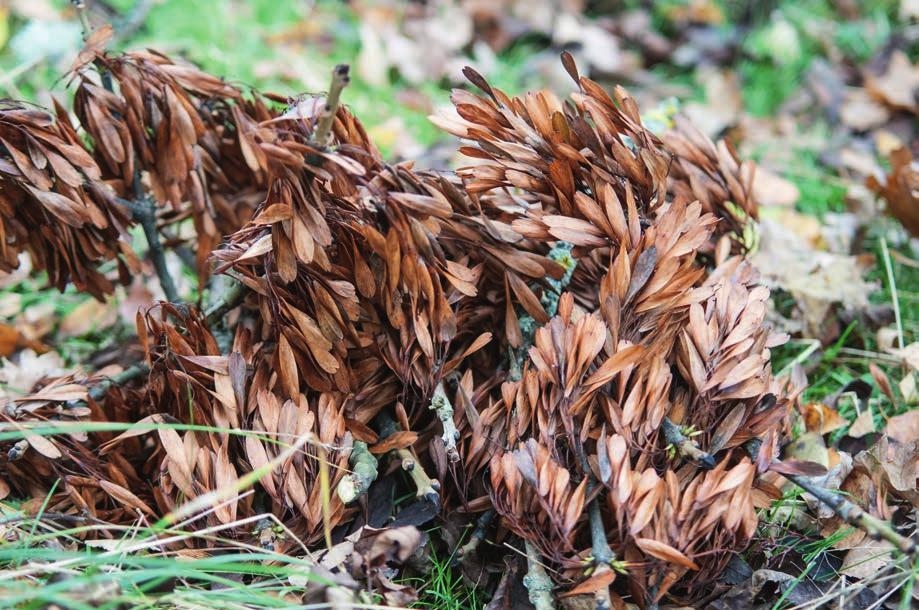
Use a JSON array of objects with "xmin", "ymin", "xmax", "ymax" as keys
[
  {"xmin": 0, "ymin": 47, "xmax": 795, "ymax": 608},
  {"xmin": 136, "ymin": 303, "xmax": 349, "ymax": 544},
  {"xmin": 0, "ymin": 101, "xmax": 137, "ymax": 299},
  {"xmin": 439, "ymin": 59, "xmax": 789, "ymax": 604},
  {"xmin": 71, "ymin": 32, "xmax": 273, "ymax": 282},
  {"xmin": 211, "ymin": 86, "xmax": 505, "ymax": 533},
  {"xmin": 431, "ymin": 56, "xmax": 756, "ymax": 259},
  {"xmin": 0, "ymin": 27, "xmax": 276, "ymax": 302}
]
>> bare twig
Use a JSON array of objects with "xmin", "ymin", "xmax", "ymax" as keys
[
  {"xmin": 134, "ymin": 199, "xmax": 179, "ymax": 303},
  {"xmin": 72, "ymin": 0, "xmax": 94, "ymax": 39},
  {"xmin": 745, "ymin": 441, "xmax": 917, "ymax": 557},
  {"xmin": 202, "ymin": 273, "xmax": 238, "ymax": 353},
  {"xmin": 203, "ymin": 276, "xmax": 247, "ymax": 321},
  {"xmin": 395, "ymin": 447, "xmax": 440, "ymax": 506},
  {"xmin": 159, "ymin": 226, "xmax": 198, "ymax": 271},
  {"xmin": 456, "ymin": 509, "xmax": 494, "ymax": 563},
  {"xmin": 587, "ymin": 502, "xmax": 614, "ymax": 610},
  {"xmin": 373, "ymin": 414, "xmax": 440, "ymax": 506},
  {"xmin": 80, "ymin": 11, "xmax": 174, "ymax": 302},
  {"xmin": 314, "ymin": 65, "xmax": 350, "ymax": 148},
  {"xmin": 573, "ymin": 435, "xmax": 615, "ymax": 609},
  {"xmin": 88, "ymin": 362, "xmax": 150, "ymax": 402},
  {"xmin": 111, "ymin": 0, "xmax": 155, "ymax": 44},
  {"xmin": 523, "ymin": 540, "xmax": 556, "ymax": 610}
]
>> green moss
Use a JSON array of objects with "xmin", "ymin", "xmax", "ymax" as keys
[
  {"xmin": 508, "ymin": 242, "xmax": 578, "ymax": 380},
  {"xmin": 788, "ymin": 151, "xmax": 848, "ymax": 216},
  {"xmin": 542, "ymin": 241, "xmax": 577, "ymax": 315}
]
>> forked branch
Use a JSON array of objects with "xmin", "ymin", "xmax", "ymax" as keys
[
  {"xmin": 745, "ymin": 440, "xmax": 917, "ymax": 557},
  {"xmin": 787, "ymin": 471, "xmax": 916, "ymax": 556}
]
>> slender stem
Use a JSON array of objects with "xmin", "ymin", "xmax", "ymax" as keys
[
  {"xmin": 881, "ymin": 237, "xmax": 904, "ymax": 350},
  {"xmin": 203, "ymin": 274, "xmax": 243, "ymax": 354},
  {"xmin": 745, "ymin": 441, "xmax": 917, "ymax": 557},
  {"xmin": 572, "ymin": 441, "xmax": 615, "ymax": 567},
  {"xmin": 456, "ymin": 509, "xmax": 494, "ymax": 563},
  {"xmin": 572, "ymin": 433, "xmax": 615, "ymax": 609},
  {"xmin": 372, "ymin": 414, "xmax": 440, "ymax": 506},
  {"xmin": 313, "ymin": 65, "xmax": 350, "ymax": 148},
  {"xmin": 73, "ymin": 0, "xmax": 113, "ymax": 93},
  {"xmin": 203, "ymin": 277, "xmax": 246, "ymax": 321},
  {"xmin": 136, "ymin": 199, "xmax": 178, "ymax": 303},
  {"xmin": 111, "ymin": 0, "xmax": 155, "ymax": 44},
  {"xmin": 160, "ymin": 226, "xmax": 198, "ymax": 270},
  {"xmin": 588, "ymin": 502, "xmax": 613, "ymax": 610},
  {"xmin": 72, "ymin": 0, "xmax": 93, "ymax": 39},
  {"xmin": 88, "ymin": 362, "xmax": 150, "ymax": 402}
]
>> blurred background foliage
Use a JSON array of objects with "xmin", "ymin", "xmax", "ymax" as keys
[{"xmin": 0, "ymin": 0, "xmax": 913, "ymax": 159}]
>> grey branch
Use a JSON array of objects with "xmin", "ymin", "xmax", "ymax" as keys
[
  {"xmin": 745, "ymin": 440, "xmax": 916, "ymax": 557},
  {"xmin": 116, "ymin": 196, "xmax": 179, "ymax": 303},
  {"xmin": 396, "ymin": 447, "xmax": 440, "ymax": 506},
  {"xmin": 374, "ymin": 414, "xmax": 441, "ymax": 507},
  {"xmin": 72, "ymin": 1, "xmax": 93, "ymax": 39},
  {"xmin": 573, "ymin": 429, "xmax": 616, "ymax": 609},
  {"xmin": 662, "ymin": 417, "xmax": 715, "ymax": 469},
  {"xmin": 337, "ymin": 440, "xmax": 378, "ymax": 504},
  {"xmin": 456, "ymin": 509, "xmax": 494, "ymax": 563},
  {"xmin": 523, "ymin": 540, "xmax": 556, "ymax": 610},
  {"xmin": 88, "ymin": 362, "xmax": 150, "ymax": 402},
  {"xmin": 430, "ymin": 381, "xmax": 460, "ymax": 463}
]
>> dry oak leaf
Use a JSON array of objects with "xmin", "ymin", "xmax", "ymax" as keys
[
  {"xmin": 865, "ymin": 51, "xmax": 919, "ymax": 113},
  {"xmin": 854, "ymin": 435, "xmax": 919, "ymax": 506},
  {"xmin": 848, "ymin": 408, "xmax": 876, "ymax": 439},
  {"xmin": 839, "ymin": 88, "xmax": 891, "ymax": 131},
  {"xmin": 888, "ymin": 340, "xmax": 919, "ymax": 373},
  {"xmin": 802, "ymin": 402, "xmax": 848, "ymax": 435},
  {"xmin": 752, "ymin": 167, "xmax": 800, "ymax": 208},
  {"xmin": 751, "ymin": 218, "xmax": 876, "ymax": 337},
  {"xmin": 867, "ymin": 147, "xmax": 919, "ymax": 237},
  {"xmin": 840, "ymin": 539, "xmax": 895, "ymax": 579},
  {"xmin": 884, "ymin": 410, "xmax": 919, "ymax": 445},
  {"xmin": 0, "ymin": 323, "xmax": 48, "ymax": 357}
]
